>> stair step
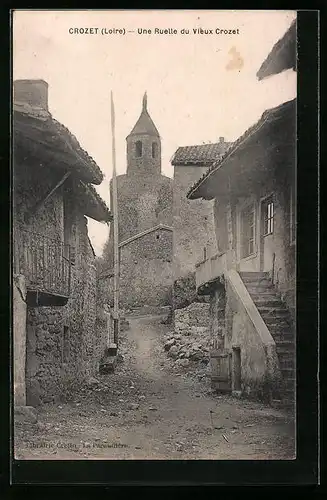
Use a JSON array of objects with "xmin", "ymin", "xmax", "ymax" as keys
[
  {"xmin": 264, "ymin": 316, "xmax": 292, "ymax": 325},
  {"xmin": 279, "ymin": 359, "xmax": 295, "ymax": 369},
  {"xmin": 258, "ymin": 307, "xmax": 289, "ymax": 316},
  {"xmin": 273, "ymin": 337, "xmax": 294, "ymax": 345},
  {"xmin": 280, "ymin": 367, "xmax": 296, "ymax": 376},
  {"xmin": 276, "ymin": 348, "xmax": 295, "ymax": 357},
  {"xmin": 277, "ymin": 354, "xmax": 295, "ymax": 364},
  {"xmin": 277, "ymin": 346, "xmax": 295, "ymax": 354},
  {"xmin": 239, "ymin": 272, "xmax": 270, "ymax": 279},
  {"xmin": 245, "ymin": 286, "xmax": 275, "ymax": 294},
  {"xmin": 283, "ymin": 382, "xmax": 296, "ymax": 392},
  {"xmin": 276, "ymin": 341, "xmax": 295, "ymax": 350},
  {"xmin": 273, "ymin": 337, "xmax": 295, "ymax": 345},
  {"xmin": 254, "ymin": 299, "xmax": 285, "ymax": 308},
  {"xmin": 248, "ymin": 292, "xmax": 280, "ymax": 300},
  {"xmin": 268, "ymin": 322, "xmax": 293, "ymax": 330},
  {"xmin": 283, "ymin": 387, "xmax": 296, "ymax": 396},
  {"xmin": 242, "ymin": 278, "xmax": 272, "ymax": 286}
]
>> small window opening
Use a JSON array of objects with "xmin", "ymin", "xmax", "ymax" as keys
[
  {"xmin": 152, "ymin": 142, "xmax": 158, "ymax": 158},
  {"xmin": 135, "ymin": 141, "xmax": 142, "ymax": 158},
  {"xmin": 156, "ymin": 234, "xmax": 160, "ymax": 240}
]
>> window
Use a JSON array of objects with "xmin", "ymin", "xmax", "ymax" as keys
[
  {"xmin": 241, "ymin": 204, "xmax": 255, "ymax": 258},
  {"xmin": 152, "ymin": 142, "xmax": 158, "ymax": 158},
  {"xmin": 262, "ymin": 196, "xmax": 274, "ymax": 236},
  {"xmin": 290, "ymin": 185, "xmax": 296, "ymax": 244},
  {"xmin": 62, "ymin": 326, "xmax": 70, "ymax": 364},
  {"xmin": 135, "ymin": 141, "xmax": 142, "ymax": 157}
]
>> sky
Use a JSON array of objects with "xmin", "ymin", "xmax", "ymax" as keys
[{"xmin": 13, "ymin": 9, "xmax": 297, "ymax": 256}]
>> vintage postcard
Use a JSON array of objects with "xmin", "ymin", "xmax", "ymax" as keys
[{"xmin": 12, "ymin": 9, "xmax": 297, "ymax": 461}]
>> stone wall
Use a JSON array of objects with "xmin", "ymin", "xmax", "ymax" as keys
[
  {"xmin": 109, "ymin": 173, "xmax": 173, "ymax": 245},
  {"xmin": 163, "ymin": 302, "xmax": 212, "ymax": 373},
  {"xmin": 173, "ymin": 164, "xmax": 218, "ymax": 281},
  {"xmin": 24, "ymin": 215, "xmax": 104, "ymax": 405},
  {"xmin": 118, "ymin": 227, "xmax": 173, "ymax": 308},
  {"xmin": 14, "ymin": 159, "xmax": 105, "ymax": 405},
  {"xmin": 173, "ymin": 272, "xmax": 209, "ymax": 310}
]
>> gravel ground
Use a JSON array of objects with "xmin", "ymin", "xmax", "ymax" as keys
[{"xmin": 14, "ymin": 314, "xmax": 296, "ymax": 460}]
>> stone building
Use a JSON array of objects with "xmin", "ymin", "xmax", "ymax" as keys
[
  {"xmin": 171, "ymin": 139, "xmax": 231, "ymax": 308},
  {"xmin": 187, "ymin": 20, "xmax": 296, "ymax": 406},
  {"xmin": 13, "ymin": 79, "xmax": 112, "ymax": 407},
  {"xmin": 105, "ymin": 93, "xmax": 173, "ymax": 308},
  {"xmin": 119, "ymin": 224, "xmax": 173, "ymax": 307}
]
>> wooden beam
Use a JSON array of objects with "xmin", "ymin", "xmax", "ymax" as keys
[{"xmin": 26, "ymin": 170, "xmax": 71, "ymax": 220}]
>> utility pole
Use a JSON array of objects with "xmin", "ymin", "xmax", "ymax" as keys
[{"xmin": 110, "ymin": 91, "xmax": 120, "ymax": 349}]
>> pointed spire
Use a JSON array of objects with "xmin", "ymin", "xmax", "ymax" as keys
[
  {"xmin": 127, "ymin": 91, "xmax": 159, "ymax": 137},
  {"xmin": 142, "ymin": 91, "xmax": 147, "ymax": 111}
]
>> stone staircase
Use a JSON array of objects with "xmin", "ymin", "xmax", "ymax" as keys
[{"xmin": 239, "ymin": 271, "xmax": 296, "ymax": 410}]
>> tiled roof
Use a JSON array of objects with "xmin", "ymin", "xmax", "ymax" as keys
[
  {"xmin": 78, "ymin": 182, "xmax": 112, "ymax": 223},
  {"xmin": 171, "ymin": 141, "xmax": 231, "ymax": 166},
  {"xmin": 13, "ymin": 103, "xmax": 104, "ymax": 185},
  {"xmin": 257, "ymin": 19, "xmax": 296, "ymax": 80},
  {"xmin": 187, "ymin": 99, "xmax": 296, "ymax": 199}
]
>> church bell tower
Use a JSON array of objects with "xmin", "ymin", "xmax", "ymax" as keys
[{"xmin": 126, "ymin": 93, "xmax": 161, "ymax": 177}]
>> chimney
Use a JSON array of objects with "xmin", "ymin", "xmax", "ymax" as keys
[
  {"xmin": 13, "ymin": 79, "xmax": 48, "ymax": 110},
  {"xmin": 219, "ymin": 136, "xmax": 224, "ymax": 143}
]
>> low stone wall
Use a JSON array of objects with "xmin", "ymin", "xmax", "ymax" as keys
[
  {"xmin": 173, "ymin": 272, "xmax": 209, "ymax": 310},
  {"xmin": 162, "ymin": 302, "xmax": 212, "ymax": 378}
]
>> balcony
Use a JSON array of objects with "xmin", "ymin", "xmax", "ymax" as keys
[
  {"xmin": 14, "ymin": 227, "xmax": 72, "ymax": 306},
  {"xmin": 195, "ymin": 252, "xmax": 229, "ymax": 294}
]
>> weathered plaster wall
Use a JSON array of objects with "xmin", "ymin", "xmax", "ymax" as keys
[
  {"xmin": 118, "ymin": 228, "xmax": 173, "ymax": 307},
  {"xmin": 13, "ymin": 274, "xmax": 27, "ymax": 406},
  {"xmin": 173, "ymin": 164, "xmax": 218, "ymax": 280},
  {"xmin": 209, "ymin": 285, "xmax": 226, "ymax": 351},
  {"xmin": 224, "ymin": 280, "xmax": 281, "ymax": 400},
  {"xmin": 213, "ymin": 163, "xmax": 295, "ymax": 318}
]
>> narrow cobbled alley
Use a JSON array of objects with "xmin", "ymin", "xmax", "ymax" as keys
[{"xmin": 15, "ymin": 313, "xmax": 295, "ymax": 460}]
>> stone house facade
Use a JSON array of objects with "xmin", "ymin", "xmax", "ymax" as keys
[
  {"xmin": 186, "ymin": 20, "xmax": 296, "ymax": 406},
  {"xmin": 171, "ymin": 140, "xmax": 231, "ymax": 308},
  {"xmin": 104, "ymin": 94, "xmax": 173, "ymax": 308},
  {"xmin": 13, "ymin": 79, "xmax": 112, "ymax": 407}
]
